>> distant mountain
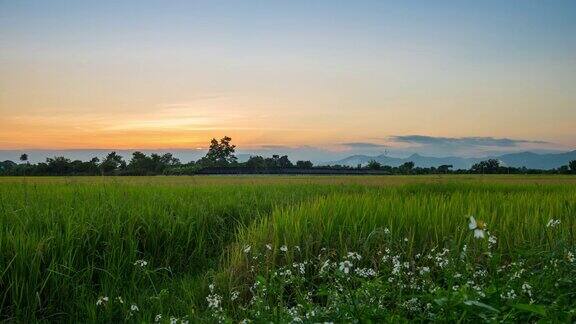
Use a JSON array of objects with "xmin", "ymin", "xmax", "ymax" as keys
[
  {"xmin": 328, "ymin": 150, "xmax": 576, "ymax": 170},
  {"xmin": 496, "ymin": 150, "xmax": 576, "ymax": 170}
]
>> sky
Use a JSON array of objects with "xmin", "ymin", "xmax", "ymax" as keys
[{"xmin": 1, "ymin": 0, "xmax": 575, "ymax": 159}]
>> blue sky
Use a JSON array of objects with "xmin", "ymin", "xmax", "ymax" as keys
[{"xmin": 1, "ymin": 0, "xmax": 575, "ymax": 158}]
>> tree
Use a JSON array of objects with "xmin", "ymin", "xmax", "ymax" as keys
[
  {"xmin": 471, "ymin": 159, "xmax": 500, "ymax": 174},
  {"xmin": 569, "ymin": 160, "xmax": 576, "ymax": 173},
  {"xmin": 19, "ymin": 154, "xmax": 28, "ymax": 164},
  {"xmin": 200, "ymin": 136, "xmax": 237, "ymax": 167},
  {"xmin": 399, "ymin": 161, "xmax": 415, "ymax": 174},
  {"xmin": 128, "ymin": 151, "xmax": 153, "ymax": 175},
  {"xmin": 246, "ymin": 156, "xmax": 267, "ymax": 169},
  {"xmin": 46, "ymin": 156, "xmax": 72, "ymax": 175},
  {"xmin": 99, "ymin": 152, "xmax": 126, "ymax": 175},
  {"xmin": 437, "ymin": 164, "xmax": 453, "ymax": 174},
  {"xmin": 296, "ymin": 160, "xmax": 313, "ymax": 169},
  {"xmin": 367, "ymin": 160, "xmax": 382, "ymax": 170}
]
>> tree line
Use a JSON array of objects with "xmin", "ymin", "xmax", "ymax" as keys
[{"xmin": 1, "ymin": 137, "xmax": 576, "ymax": 176}]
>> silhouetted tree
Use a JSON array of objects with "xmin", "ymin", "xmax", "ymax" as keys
[
  {"xmin": 296, "ymin": 160, "xmax": 313, "ymax": 169},
  {"xmin": 399, "ymin": 161, "xmax": 415, "ymax": 173},
  {"xmin": 246, "ymin": 156, "xmax": 267, "ymax": 169},
  {"xmin": 19, "ymin": 154, "xmax": 28, "ymax": 164},
  {"xmin": 471, "ymin": 159, "xmax": 500, "ymax": 174},
  {"xmin": 367, "ymin": 160, "xmax": 382, "ymax": 170},
  {"xmin": 437, "ymin": 164, "xmax": 453, "ymax": 174},
  {"xmin": 99, "ymin": 152, "xmax": 126, "ymax": 175},
  {"xmin": 46, "ymin": 156, "xmax": 72, "ymax": 175},
  {"xmin": 569, "ymin": 160, "xmax": 576, "ymax": 173},
  {"xmin": 200, "ymin": 136, "xmax": 237, "ymax": 167}
]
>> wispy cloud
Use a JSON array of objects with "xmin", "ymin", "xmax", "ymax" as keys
[
  {"xmin": 340, "ymin": 142, "xmax": 387, "ymax": 149},
  {"xmin": 390, "ymin": 135, "xmax": 548, "ymax": 147}
]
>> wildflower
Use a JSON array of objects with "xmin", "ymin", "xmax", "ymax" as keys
[
  {"xmin": 280, "ymin": 245, "xmax": 288, "ymax": 252},
  {"xmin": 130, "ymin": 304, "xmax": 139, "ymax": 312},
  {"xmin": 339, "ymin": 260, "xmax": 353, "ymax": 274},
  {"xmin": 96, "ymin": 296, "xmax": 109, "ymax": 306},
  {"xmin": 546, "ymin": 219, "xmax": 561, "ymax": 228},
  {"xmin": 243, "ymin": 245, "xmax": 251, "ymax": 253},
  {"xmin": 155, "ymin": 314, "xmax": 162, "ymax": 322},
  {"xmin": 384, "ymin": 227, "xmax": 390, "ymax": 235},
  {"xmin": 347, "ymin": 252, "xmax": 362, "ymax": 260},
  {"xmin": 134, "ymin": 259, "xmax": 148, "ymax": 267},
  {"xmin": 355, "ymin": 267, "xmax": 377, "ymax": 278},
  {"xmin": 170, "ymin": 317, "xmax": 178, "ymax": 324},
  {"xmin": 265, "ymin": 244, "xmax": 272, "ymax": 250},
  {"xmin": 231, "ymin": 290, "xmax": 240, "ymax": 301},
  {"xmin": 206, "ymin": 293, "xmax": 222, "ymax": 309},
  {"xmin": 521, "ymin": 282, "xmax": 533, "ymax": 298},
  {"xmin": 567, "ymin": 251, "xmax": 574, "ymax": 263},
  {"xmin": 116, "ymin": 296, "xmax": 124, "ymax": 304},
  {"xmin": 293, "ymin": 262, "xmax": 306, "ymax": 274},
  {"xmin": 294, "ymin": 245, "xmax": 301, "ymax": 252},
  {"xmin": 468, "ymin": 216, "xmax": 486, "ymax": 239},
  {"xmin": 419, "ymin": 266, "xmax": 430, "ymax": 275},
  {"xmin": 488, "ymin": 234, "xmax": 497, "ymax": 246},
  {"xmin": 319, "ymin": 260, "xmax": 331, "ymax": 274},
  {"xmin": 501, "ymin": 289, "xmax": 517, "ymax": 300}
]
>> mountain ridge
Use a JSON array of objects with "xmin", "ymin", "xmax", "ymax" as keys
[{"xmin": 326, "ymin": 150, "xmax": 576, "ymax": 170}]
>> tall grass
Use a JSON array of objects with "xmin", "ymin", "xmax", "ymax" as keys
[{"xmin": 0, "ymin": 177, "xmax": 574, "ymax": 321}]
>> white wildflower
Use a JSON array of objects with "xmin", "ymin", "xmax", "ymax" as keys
[
  {"xmin": 546, "ymin": 219, "xmax": 561, "ymax": 228},
  {"xmin": 130, "ymin": 304, "xmax": 139, "ymax": 312},
  {"xmin": 501, "ymin": 289, "xmax": 517, "ymax": 300},
  {"xmin": 265, "ymin": 244, "xmax": 272, "ymax": 250},
  {"xmin": 155, "ymin": 314, "xmax": 162, "ymax": 322},
  {"xmin": 355, "ymin": 267, "xmax": 377, "ymax": 278},
  {"xmin": 115, "ymin": 296, "xmax": 124, "ymax": 304},
  {"xmin": 347, "ymin": 252, "xmax": 362, "ymax": 260},
  {"xmin": 468, "ymin": 216, "xmax": 486, "ymax": 239},
  {"xmin": 96, "ymin": 296, "xmax": 109, "ymax": 306},
  {"xmin": 280, "ymin": 245, "xmax": 288, "ymax": 252},
  {"xmin": 243, "ymin": 245, "xmax": 251, "ymax": 253},
  {"xmin": 488, "ymin": 234, "xmax": 497, "ymax": 247},
  {"xmin": 134, "ymin": 259, "xmax": 148, "ymax": 267},
  {"xmin": 521, "ymin": 282, "xmax": 533, "ymax": 298},
  {"xmin": 339, "ymin": 260, "xmax": 353, "ymax": 274},
  {"xmin": 567, "ymin": 251, "xmax": 574, "ymax": 263}
]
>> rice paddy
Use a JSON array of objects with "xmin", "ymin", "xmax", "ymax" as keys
[{"xmin": 0, "ymin": 175, "xmax": 575, "ymax": 322}]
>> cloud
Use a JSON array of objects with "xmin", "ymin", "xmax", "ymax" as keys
[
  {"xmin": 390, "ymin": 135, "xmax": 548, "ymax": 147},
  {"xmin": 340, "ymin": 142, "xmax": 387, "ymax": 149}
]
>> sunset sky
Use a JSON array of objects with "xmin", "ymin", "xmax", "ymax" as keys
[{"xmin": 1, "ymin": 1, "xmax": 575, "ymax": 158}]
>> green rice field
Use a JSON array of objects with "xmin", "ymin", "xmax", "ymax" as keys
[{"xmin": 1, "ymin": 175, "xmax": 575, "ymax": 322}]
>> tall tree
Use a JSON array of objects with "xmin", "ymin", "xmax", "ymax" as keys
[
  {"xmin": 19, "ymin": 154, "xmax": 28, "ymax": 164},
  {"xmin": 99, "ymin": 152, "xmax": 126, "ymax": 175},
  {"xmin": 201, "ymin": 136, "xmax": 237, "ymax": 166}
]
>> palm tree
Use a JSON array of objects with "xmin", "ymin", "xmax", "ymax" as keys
[{"xmin": 19, "ymin": 154, "xmax": 28, "ymax": 164}]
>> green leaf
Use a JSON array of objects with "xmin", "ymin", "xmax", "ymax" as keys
[
  {"xmin": 512, "ymin": 303, "xmax": 547, "ymax": 316},
  {"xmin": 463, "ymin": 300, "xmax": 499, "ymax": 313}
]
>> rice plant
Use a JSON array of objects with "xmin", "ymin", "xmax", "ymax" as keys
[{"xmin": 0, "ymin": 176, "xmax": 574, "ymax": 322}]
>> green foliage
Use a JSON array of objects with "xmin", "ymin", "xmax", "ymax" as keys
[{"xmin": 0, "ymin": 177, "xmax": 574, "ymax": 322}]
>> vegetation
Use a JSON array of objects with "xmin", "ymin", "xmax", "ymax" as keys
[
  {"xmin": 1, "ymin": 137, "xmax": 575, "ymax": 176},
  {"xmin": 0, "ymin": 176, "xmax": 575, "ymax": 322}
]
